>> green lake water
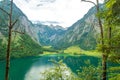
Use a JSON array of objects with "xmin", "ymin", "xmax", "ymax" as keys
[{"xmin": 0, "ymin": 54, "xmax": 115, "ymax": 80}]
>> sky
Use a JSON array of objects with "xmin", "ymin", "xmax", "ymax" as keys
[{"xmin": 13, "ymin": 0, "xmax": 104, "ymax": 28}]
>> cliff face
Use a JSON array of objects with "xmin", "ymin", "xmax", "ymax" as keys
[
  {"xmin": 32, "ymin": 23, "xmax": 65, "ymax": 46},
  {"xmin": 49, "ymin": 6, "xmax": 100, "ymax": 50}
]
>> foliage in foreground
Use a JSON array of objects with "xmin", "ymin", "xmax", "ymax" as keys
[
  {"xmin": 39, "ymin": 59, "xmax": 120, "ymax": 80},
  {"xmin": 77, "ymin": 60, "xmax": 102, "ymax": 80},
  {"xmin": 39, "ymin": 60, "xmax": 101, "ymax": 80},
  {"xmin": 40, "ymin": 60, "xmax": 80, "ymax": 80}
]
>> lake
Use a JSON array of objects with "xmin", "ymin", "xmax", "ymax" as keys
[{"xmin": 0, "ymin": 54, "xmax": 107, "ymax": 80}]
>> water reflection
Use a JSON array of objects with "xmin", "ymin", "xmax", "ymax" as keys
[
  {"xmin": 24, "ymin": 63, "xmax": 74, "ymax": 80},
  {"xmin": 25, "ymin": 65, "xmax": 53, "ymax": 80},
  {"xmin": 0, "ymin": 55, "xmax": 100, "ymax": 80}
]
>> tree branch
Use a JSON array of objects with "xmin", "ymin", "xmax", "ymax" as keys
[
  {"xmin": 12, "ymin": 30, "xmax": 25, "ymax": 34},
  {"xmin": 81, "ymin": 0, "xmax": 97, "ymax": 7},
  {"xmin": 11, "ymin": 19, "xmax": 18, "ymax": 28},
  {"xmin": 0, "ymin": 7, "xmax": 10, "ymax": 15},
  {"xmin": 104, "ymin": 46, "xmax": 120, "ymax": 49}
]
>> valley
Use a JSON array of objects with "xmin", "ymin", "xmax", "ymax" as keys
[
  {"xmin": 0, "ymin": 0, "xmax": 99, "ymax": 59},
  {"xmin": 0, "ymin": 0, "xmax": 120, "ymax": 80}
]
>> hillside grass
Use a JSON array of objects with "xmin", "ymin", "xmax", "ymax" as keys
[
  {"xmin": 63, "ymin": 46, "xmax": 101, "ymax": 57},
  {"xmin": 41, "ymin": 45, "xmax": 102, "ymax": 57},
  {"xmin": 64, "ymin": 46, "xmax": 81, "ymax": 54},
  {"xmin": 0, "ymin": 34, "xmax": 43, "ymax": 60}
]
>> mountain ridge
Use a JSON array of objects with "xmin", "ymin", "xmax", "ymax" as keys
[
  {"xmin": 0, "ymin": 1, "xmax": 100, "ymax": 60},
  {"xmin": 42, "ymin": 6, "xmax": 99, "ymax": 50},
  {"xmin": 31, "ymin": 6, "xmax": 99, "ymax": 50}
]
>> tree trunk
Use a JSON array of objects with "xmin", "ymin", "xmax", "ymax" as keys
[
  {"xmin": 96, "ymin": 0, "xmax": 107, "ymax": 80},
  {"xmin": 5, "ymin": 0, "xmax": 13, "ymax": 80},
  {"xmin": 5, "ymin": 28, "xmax": 12, "ymax": 80},
  {"xmin": 108, "ymin": 25, "xmax": 111, "ymax": 45},
  {"xmin": 102, "ymin": 54, "xmax": 107, "ymax": 80}
]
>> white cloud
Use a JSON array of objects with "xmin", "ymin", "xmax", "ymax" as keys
[{"xmin": 13, "ymin": 0, "xmax": 104, "ymax": 28}]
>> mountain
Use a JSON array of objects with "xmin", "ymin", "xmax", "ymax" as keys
[
  {"xmin": 34, "ymin": 6, "xmax": 100, "ymax": 50},
  {"xmin": 33, "ymin": 23, "xmax": 66, "ymax": 46},
  {"xmin": 0, "ymin": 0, "xmax": 101, "ymax": 60},
  {"xmin": 0, "ymin": 1, "xmax": 42, "ymax": 60},
  {"xmin": 51, "ymin": 6, "xmax": 100, "ymax": 50}
]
